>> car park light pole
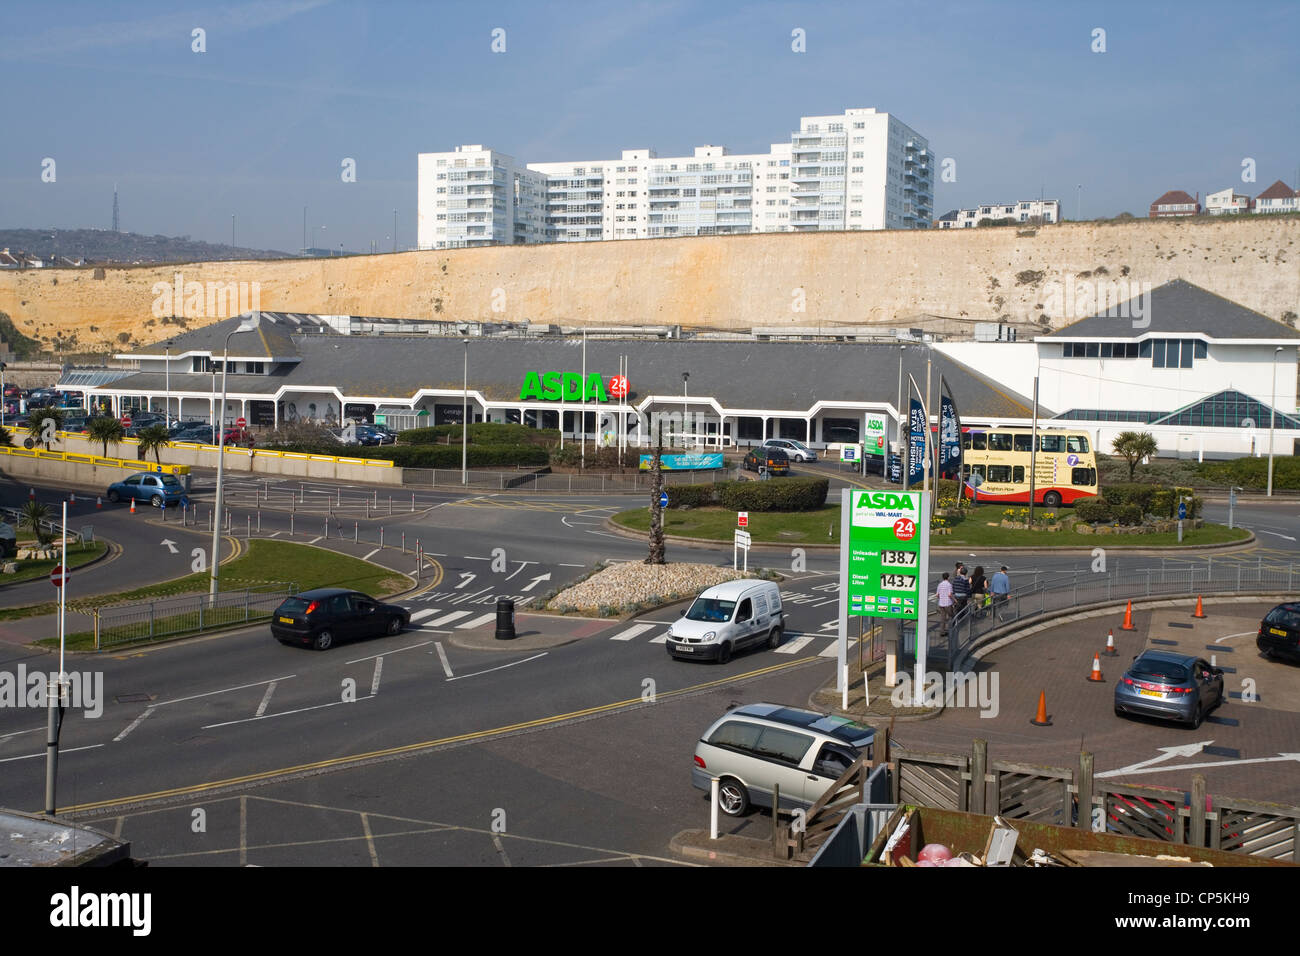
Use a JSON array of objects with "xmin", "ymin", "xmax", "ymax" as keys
[
  {"xmin": 0, "ymin": 361, "xmax": 7, "ymax": 431},
  {"xmin": 682, "ymin": 371, "xmax": 690, "ymax": 450},
  {"xmin": 1268, "ymin": 346, "xmax": 1283, "ymax": 497},
  {"xmin": 164, "ymin": 338, "xmax": 173, "ymax": 427},
  {"xmin": 461, "ymin": 337, "xmax": 469, "ymax": 485},
  {"xmin": 210, "ymin": 313, "xmax": 260, "ymax": 598}
]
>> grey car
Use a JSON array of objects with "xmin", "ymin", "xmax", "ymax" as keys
[
  {"xmin": 1114, "ymin": 650, "xmax": 1225, "ymax": 728},
  {"xmin": 761, "ymin": 438, "xmax": 818, "ymax": 462},
  {"xmin": 692, "ymin": 703, "xmax": 875, "ymax": 816}
]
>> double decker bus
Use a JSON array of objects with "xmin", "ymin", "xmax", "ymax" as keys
[{"xmin": 957, "ymin": 426, "xmax": 1098, "ymax": 507}]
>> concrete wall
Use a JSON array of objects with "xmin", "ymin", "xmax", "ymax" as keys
[{"xmin": 1, "ymin": 218, "xmax": 1296, "ymax": 353}]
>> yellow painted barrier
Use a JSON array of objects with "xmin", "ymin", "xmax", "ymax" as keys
[{"xmin": 0, "ymin": 445, "xmax": 188, "ymax": 475}]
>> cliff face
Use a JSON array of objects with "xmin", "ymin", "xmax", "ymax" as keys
[{"xmin": 1, "ymin": 217, "xmax": 1296, "ymax": 353}]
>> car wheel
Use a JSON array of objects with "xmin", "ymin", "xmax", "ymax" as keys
[
  {"xmin": 107, "ymin": 490, "xmax": 121, "ymax": 503},
  {"xmin": 1189, "ymin": 701, "xmax": 1204, "ymax": 729},
  {"xmin": 313, "ymin": 630, "xmax": 334, "ymax": 651},
  {"xmin": 767, "ymin": 626, "xmax": 782, "ymax": 650},
  {"xmin": 1114, "ymin": 705, "xmax": 1124, "ymax": 717},
  {"xmin": 150, "ymin": 494, "xmax": 164, "ymax": 508},
  {"xmin": 717, "ymin": 778, "xmax": 750, "ymax": 817},
  {"xmin": 386, "ymin": 616, "xmax": 403, "ymax": 635},
  {"xmin": 1043, "ymin": 491, "xmax": 1063, "ymax": 508},
  {"xmin": 717, "ymin": 641, "xmax": 732, "ymax": 665}
]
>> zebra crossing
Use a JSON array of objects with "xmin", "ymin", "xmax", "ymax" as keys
[
  {"xmin": 600, "ymin": 617, "xmax": 847, "ymax": 656},
  {"xmin": 407, "ymin": 607, "xmax": 497, "ymax": 631}
]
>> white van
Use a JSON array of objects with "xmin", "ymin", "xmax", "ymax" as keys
[{"xmin": 665, "ymin": 579, "xmax": 784, "ymax": 663}]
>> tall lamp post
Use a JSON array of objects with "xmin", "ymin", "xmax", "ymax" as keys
[
  {"xmin": 0, "ymin": 361, "xmax": 7, "ymax": 431},
  {"xmin": 164, "ymin": 339, "xmax": 174, "ymax": 426},
  {"xmin": 210, "ymin": 313, "xmax": 260, "ymax": 599},
  {"xmin": 1268, "ymin": 346, "xmax": 1283, "ymax": 497},
  {"xmin": 896, "ymin": 345, "xmax": 907, "ymax": 486},
  {"xmin": 461, "ymin": 337, "xmax": 469, "ymax": 485},
  {"xmin": 682, "ymin": 371, "xmax": 690, "ymax": 449}
]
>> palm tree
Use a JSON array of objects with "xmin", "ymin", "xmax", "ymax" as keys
[
  {"xmin": 20, "ymin": 499, "xmax": 52, "ymax": 547},
  {"xmin": 87, "ymin": 416, "xmax": 126, "ymax": 456},
  {"xmin": 137, "ymin": 424, "xmax": 170, "ymax": 465},
  {"xmin": 28, "ymin": 406, "xmax": 62, "ymax": 449},
  {"xmin": 1112, "ymin": 430, "xmax": 1159, "ymax": 481},
  {"xmin": 645, "ymin": 419, "xmax": 666, "ymax": 565},
  {"xmin": 0, "ymin": 426, "xmax": 11, "ymax": 448}
]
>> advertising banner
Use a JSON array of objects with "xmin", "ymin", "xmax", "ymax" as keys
[
  {"xmin": 863, "ymin": 415, "xmax": 887, "ymax": 457},
  {"xmin": 638, "ymin": 453, "xmax": 725, "ymax": 471},
  {"xmin": 938, "ymin": 385, "xmax": 962, "ymax": 476},
  {"xmin": 907, "ymin": 398, "xmax": 927, "ymax": 485}
]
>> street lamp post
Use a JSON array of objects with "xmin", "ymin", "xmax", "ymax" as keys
[
  {"xmin": 164, "ymin": 339, "xmax": 173, "ymax": 426},
  {"xmin": 210, "ymin": 314, "xmax": 260, "ymax": 599},
  {"xmin": 682, "ymin": 371, "xmax": 690, "ymax": 450},
  {"xmin": 1269, "ymin": 346, "xmax": 1283, "ymax": 497},
  {"xmin": 0, "ymin": 361, "xmax": 7, "ymax": 431},
  {"xmin": 461, "ymin": 338, "xmax": 469, "ymax": 485},
  {"xmin": 896, "ymin": 345, "xmax": 907, "ymax": 486}
]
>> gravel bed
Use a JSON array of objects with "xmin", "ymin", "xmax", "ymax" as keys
[{"xmin": 546, "ymin": 562, "xmax": 763, "ymax": 614}]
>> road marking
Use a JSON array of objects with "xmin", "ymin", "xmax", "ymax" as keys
[
  {"xmin": 56, "ymin": 656, "xmax": 821, "ymax": 813},
  {"xmin": 492, "ymin": 833, "xmax": 513, "ymax": 867},
  {"xmin": 113, "ymin": 707, "xmax": 156, "ymax": 742},
  {"xmin": 458, "ymin": 613, "xmax": 497, "ymax": 630},
  {"xmin": 610, "ymin": 623, "xmax": 656, "ymax": 642},
  {"xmin": 156, "ymin": 676, "xmax": 296, "ymax": 708},
  {"xmin": 649, "ymin": 633, "xmax": 670, "ymax": 644},
  {"xmin": 1096, "ymin": 742, "xmax": 1215, "ymax": 778},
  {"xmin": 446, "ymin": 652, "xmax": 548, "ymax": 682},
  {"xmin": 1260, "ymin": 530, "xmax": 1298, "ymax": 541},
  {"xmin": 558, "ymin": 563, "xmax": 586, "ymax": 568},
  {"xmin": 451, "ymin": 586, "xmax": 493, "ymax": 606},
  {"xmin": 308, "ymin": 536, "xmax": 323, "ymax": 544},
  {"xmin": 255, "ymin": 682, "xmax": 278, "ymax": 718},
  {"xmin": 409, "ymin": 608, "xmax": 438, "ymax": 622},
  {"xmin": 435, "ymin": 642, "xmax": 454, "ymax": 678},
  {"xmin": 1214, "ymin": 631, "xmax": 1255, "ymax": 644},
  {"xmin": 776, "ymin": 635, "xmax": 813, "ymax": 655},
  {"xmin": 203, "ymin": 695, "xmax": 375, "ymax": 729},
  {"xmin": 1098, "ymin": 753, "xmax": 1300, "ymax": 778},
  {"xmin": 818, "ymin": 639, "xmax": 856, "ymax": 658},
  {"xmin": 363, "ymin": 548, "xmax": 381, "ymax": 561},
  {"xmin": 370, "ymin": 658, "xmax": 383, "ymax": 696},
  {"xmin": 346, "ymin": 641, "xmax": 434, "ymax": 664},
  {"xmin": 268, "ymin": 531, "xmax": 282, "ymax": 538},
  {"xmin": 0, "ymin": 743, "xmax": 104, "ymax": 764},
  {"xmin": 429, "ymin": 610, "xmax": 472, "ymax": 627},
  {"xmin": 503, "ymin": 560, "xmax": 536, "ymax": 581},
  {"xmin": 0, "ymin": 727, "xmax": 43, "ymax": 741}
]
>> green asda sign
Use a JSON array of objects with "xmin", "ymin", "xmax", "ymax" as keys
[
  {"xmin": 845, "ymin": 489, "xmax": 928, "ymax": 619},
  {"xmin": 519, "ymin": 372, "xmax": 609, "ymax": 403},
  {"xmin": 864, "ymin": 416, "xmax": 886, "ymax": 456}
]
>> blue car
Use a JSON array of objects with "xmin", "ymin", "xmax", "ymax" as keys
[{"xmin": 106, "ymin": 472, "xmax": 187, "ymax": 508}]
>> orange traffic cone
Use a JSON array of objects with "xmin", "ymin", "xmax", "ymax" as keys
[
  {"xmin": 129, "ymin": 498, "xmax": 136, "ymax": 514},
  {"xmin": 28, "ymin": 488, "xmax": 35, "ymax": 499},
  {"xmin": 1030, "ymin": 691, "xmax": 1051, "ymax": 726},
  {"xmin": 68, "ymin": 492, "xmax": 75, "ymax": 503},
  {"xmin": 1120, "ymin": 601, "xmax": 1136, "ymax": 631},
  {"xmin": 1193, "ymin": 595, "xmax": 1206, "ymax": 619},
  {"xmin": 1087, "ymin": 653, "xmax": 1105, "ymax": 682},
  {"xmin": 1102, "ymin": 629, "xmax": 1118, "ymax": 656},
  {"xmin": 96, "ymin": 496, "xmax": 102, "ymax": 509}
]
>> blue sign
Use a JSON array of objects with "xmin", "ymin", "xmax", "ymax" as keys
[
  {"xmin": 638, "ymin": 453, "xmax": 725, "ymax": 471},
  {"xmin": 1178, "ymin": 501, "xmax": 1187, "ymax": 519},
  {"xmin": 907, "ymin": 399, "xmax": 926, "ymax": 485},
  {"xmin": 939, "ymin": 392, "xmax": 962, "ymax": 474},
  {"xmin": 659, "ymin": 491, "xmax": 669, "ymax": 509}
]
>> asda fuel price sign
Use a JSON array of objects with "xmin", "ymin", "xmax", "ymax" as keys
[{"xmin": 846, "ymin": 490, "xmax": 928, "ymax": 618}]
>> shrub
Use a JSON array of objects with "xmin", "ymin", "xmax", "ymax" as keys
[
  {"xmin": 261, "ymin": 443, "xmax": 548, "ymax": 468},
  {"xmin": 398, "ymin": 423, "xmax": 557, "ymax": 446},
  {"xmin": 1103, "ymin": 483, "xmax": 1155, "ymax": 513},
  {"xmin": 716, "ymin": 477, "xmax": 829, "ymax": 512},
  {"xmin": 1114, "ymin": 503, "xmax": 1143, "ymax": 525},
  {"xmin": 1074, "ymin": 498, "xmax": 1113, "ymax": 523},
  {"xmin": 667, "ymin": 483, "xmax": 716, "ymax": 508}
]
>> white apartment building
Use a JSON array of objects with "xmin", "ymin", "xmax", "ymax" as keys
[
  {"xmin": 416, "ymin": 108, "xmax": 932, "ymax": 249},
  {"xmin": 1204, "ymin": 187, "xmax": 1251, "ymax": 215},
  {"xmin": 936, "ymin": 199, "xmax": 1060, "ymax": 228}
]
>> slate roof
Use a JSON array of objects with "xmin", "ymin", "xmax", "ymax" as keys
[
  {"xmin": 1151, "ymin": 190, "xmax": 1197, "ymax": 207},
  {"xmin": 96, "ymin": 333, "xmax": 1044, "ymax": 418},
  {"xmin": 125, "ymin": 313, "xmax": 303, "ymax": 360},
  {"xmin": 1042, "ymin": 279, "xmax": 1300, "ymax": 340}
]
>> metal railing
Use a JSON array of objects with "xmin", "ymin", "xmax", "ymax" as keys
[
  {"xmin": 922, "ymin": 559, "xmax": 1300, "ymax": 667},
  {"xmin": 93, "ymin": 584, "xmax": 295, "ymax": 650},
  {"xmin": 399, "ymin": 467, "xmax": 728, "ymax": 493}
]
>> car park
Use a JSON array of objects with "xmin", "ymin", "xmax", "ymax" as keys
[
  {"xmin": 761, "ymin": 438, "xmax": 818, "ymax": 462},
  {"xmin": 1256, "ymin": 602, "xmax": 1300, "ymax": 663},
  {"xmin": 665, "ymin": 579, "xmax": 784, "ymax": 663},
  {"xmin": 1114, "ymin": 650, "xmax": 1224, "ymax": 728},
  {"xmin": 271, "ymin": 588, "xmax": 410, "ymax": 650},
  {"xmin": 105, "ymin": 472, "xmax": 187, "ymax": 508},
  {"xmin": 692, "ymin": 703, "xmax": 876, "ymax": 816},
  {"xmin": 742, "ymin": 446, "xmax": 790, "ymax": 476}
]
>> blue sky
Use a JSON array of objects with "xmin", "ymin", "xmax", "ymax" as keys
[{"xmin": 2, "ymin": 0, "xmax": 1297, "ymax": 252}]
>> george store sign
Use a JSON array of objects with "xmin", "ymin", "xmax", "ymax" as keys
[{"xmin": 519, "ymin": 372, "xmax": 610, "ymax": 403}]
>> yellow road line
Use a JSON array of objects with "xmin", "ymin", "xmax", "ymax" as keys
[{"xmin": 57, "ymin": 656, "xmax": 818, "ymax": 813}]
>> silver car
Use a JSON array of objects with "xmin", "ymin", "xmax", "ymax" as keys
[
  {"xmin": 692, "ymin": 703, "xmax": 875, "ymax": 816},
  {"xmin": 761, "ymin": 438, "xmax": 818, "ymax": 462}
]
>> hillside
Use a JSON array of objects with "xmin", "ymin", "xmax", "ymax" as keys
[
  {"xmin": 0, "ymin": 217, "xmax": 1296, "ymax": 355},
  {"xmin": 0, "ymin": 228, "xmax": 295, "ymax": 265}
]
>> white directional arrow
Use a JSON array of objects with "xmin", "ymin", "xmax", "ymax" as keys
[
  {"xmin": 455, "ymin": 572, "xmax": 477, "ymax": 589},
  {"xmin": 1096, "ymin": 741, "xmax": 1216, "ymax": 778},
  {"xmin": 159, "ymin": 539, "xmax": 179, "ymax": 554},
  {"xmin": 1099, "ymin": 753, "xmax": 1300, "ymax": 778},
  {"xmin": 819, "ymin": 619, "xmax": 839, "ymax": 631},
  {"xmin": 520, "ymin": 572, "xmax": 551, "ymax": 592}
]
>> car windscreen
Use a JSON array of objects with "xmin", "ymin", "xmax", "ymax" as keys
[
  {"xmin": 278, "ymin": 598, "xmax": 311, "ymax": 615},
  {"xmin": 1131, "ymin": 660, "xmax": 1189, "ymax": 683},
  {"xmin": 685, "ymin": 598, "xmax": 736, "ymax": 622},
  {"xmin": 1266, "ymin": 607, "xmax": 1300, "ymax": 630},
  {"xmin": 161, "ymin": 475, "xmax": 183, "ymax": 488}
]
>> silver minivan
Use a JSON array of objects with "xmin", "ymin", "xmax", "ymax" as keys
[
  {"xmin": 665, "ymin": 579, "xmax": 784, "ymax": 663},
  {"xmin": 692, "ymin": 703, "xmax": 876, "ymax": 816}
]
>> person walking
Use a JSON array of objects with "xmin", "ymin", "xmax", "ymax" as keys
[
  {"xmin": 936, "ymin": 572, "xmax": 954, "ymax": 636},
  {"xmin": 970, "ymin": 565, "xmax": 987, "ymax": 617},
  {"xmin": 952, "ymin": 562, "xmax": 971, "ymax": 614},
  {"xmin": 990, "ymin": 565, "xmax": 1011, "ymax": 613}
]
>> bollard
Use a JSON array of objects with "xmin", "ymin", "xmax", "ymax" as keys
[
  {"xmin": 291, "ymin": 491, "xmax": 295, "ymax": 513},
  {"xmin": 411, "ymin": 493, "xmax": 415, "ymax": 513},
  {"xmin": 710, "ymin": 777, "xmax": 720, "ymax": 840},
  {"xmin": 246, "ymin": 515, "xmax": 251, "ymax": 538},
  {"xmin": 323, "ymin": 519, "xmax": 328, "ymax": 539},
  {"xmin": 354, "ymin": 522, "xmax": 358, "ymax": 542},
  {"xmin": 336, "ymin": 487, "xmax": 341, "ymax": 507},
  {"xmin": 257, "ymin": 510, "xmax": 261, "ymax": 533},
  {"xmin": 373, "ymin": 489, "xmax": 378, "ymax": 507},
  {"xmin": 380, "ymin": 527, "xmax": 384, "ymax": 549},
  {"xmin": 290, "ymin": 513, "xmax": 295, "ymax": 536},
  {"xmin": 366, "ymin": 500, "xmax": 370, "ymax": 519},
  {"xmin": 388, "ymin": 495, "xmax": 392, "ymax": 516},
  {"xmin": 401, "ymin": 531, "xmax": 406, "ymax": 554},
  {"xmin": 494, "ymin": 598, "xmax": 517, "ymax": 641}
]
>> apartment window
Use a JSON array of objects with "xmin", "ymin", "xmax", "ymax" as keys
[
  {"xmin": 436, "ymin": 173, "xmax": 446, "ymax": 180},
  {"xmin": 436, "ymin": 187, "xmax": 446, "ymax": 194},
  {"xmin": 853, "ymin": 122, "xmax": 865, "ymax": 129},
  {"xmin": 852, "ymin": 151, "xmax": 864, "ymax": 159},
  {"xmin": 851, "ymin": 166, "xmax": 863, "ymax": 173}
]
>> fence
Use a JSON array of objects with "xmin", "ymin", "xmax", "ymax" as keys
[
  {"xmin": 93, "ymin": 584, "xmax": 295, "ymax": 650},
  {"xmin": 0, "ymin": 505, "xmax": 86, "ymax": 545},
  {"xmin": 890, "ymin": 738, "xmax": 1298, "ymax": 861},
  {"xmin": 921, "ymin": 558, "xmax": 1300, "ymax": 668},
  {"xmin": 400, "ymin": 467, "xmax": 728, "ymax": 493}
]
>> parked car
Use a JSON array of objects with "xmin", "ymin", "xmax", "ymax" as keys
[
  {"xmin": 692, "ymin": 703, "xmax": 876, "ymax": 816},
  {"xmin": 1256, "ymin": 602, "xmax": 1300, "ymax": 662},
  {"xmin": 60, "ymin": 414, "xmax": 90, "ymax": 433},
  {"xmin": 105, "ymin": 472, "xmax": 187, "ymax": 508},
  {"xmin": 1114, "ymin": 650, "xmax": 1225, "ymax": 728},
  {"xmin": 761, "ymin": 438, "xmax": 818, "ymax": 462},
  {"xmin": 742, "ymin": 446, "xmax": 790, "ymax": 476},
  {"xmin": 172, "ymin": 425, "xmax": 214, "ymax": 444},
  {"xmin": 354, "ymin": 424, "xmax": 395, "ymax": 445},
  {"xmin": 271, "ymin": 588, "xmax": 410, "ymax": 650},
  {"xmin": 665, "ymin": 579, "xmax": 784, "ymax": 663}
]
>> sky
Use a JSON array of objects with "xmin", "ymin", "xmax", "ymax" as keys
[{"xmin": 1, "ymin": 0, "xmax": 1297, "ymax": 253}]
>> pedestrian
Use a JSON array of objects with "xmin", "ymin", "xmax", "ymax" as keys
[
  {"xmin": 952, "ymin": 562, "xmax": 971, "ymax": 613},
  {"xmin": 936, "ymin": 572, "xmax": 953, "ymax": 636},
  {"xmin": 990, "ymin": 565, "xmax": 1011, "ymax": 610},
  {"xmin": 970, "ymin": 565, "xmax": 987, "ymax": 616}
]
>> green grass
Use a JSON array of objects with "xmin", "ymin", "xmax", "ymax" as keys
[
  {"xmin": 2, "ymin": 540, "xmax": 107, "ymax": 585},
  {"xmin": 613, "ymin": 503, "xmax": 1251, "ymax": 549}
]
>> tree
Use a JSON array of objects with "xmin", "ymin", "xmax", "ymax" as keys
[
  {"xmin": 27, "ymin": 406, "xmax": 62, "ymax": 450},
  {"xmin": 20, "ymin": 499, "xmax": 53, "ymax": 547},
  {"xmin": 645, "ymin": 418, "xmax": 666, "ymax": 565},
  {"xmin": 137, "ymin": 424, "xmax": 170, "ymax": 465},
  {"xmin": 1112, "ymin": 431, "xmax": 1158, "ymax": 480},
  {"xmin": 87, "ymin": 416, "xmax": 125, "ymax": 456},
  {"xmin": 0, "ymin": 426, "xmax": 11, "ymax": 448}
]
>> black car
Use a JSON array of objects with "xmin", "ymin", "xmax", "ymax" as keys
[
  {"xmin": 742, "ymin": 447, "xmax": 790, "ymax": 476},
  {"xmin": 1257, "ymin": 602, "xmax": 1300, "ymax": 662},
  {"xmin": 271, "ymin": 588, "xmax": 409, "ymax": 650}
]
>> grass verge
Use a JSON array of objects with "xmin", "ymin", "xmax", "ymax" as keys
[{"xmin": 2, "ymin": 540, "xmax": 108, "ymax": 586}]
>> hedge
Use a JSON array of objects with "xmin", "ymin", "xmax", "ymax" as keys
[
  {"xmin": 1198, "ymin": 455, "xmax": 1300, "ymax": 491},
  {"xmin": 1074, "ymin": 498, "xmax": 1112, "ymax": 523},
  {"xmin": 258, "ymin": 441, "xmax": 548, "ymax": 468},
  {"xmin": 398, "ymin": 423, "xmax": 557, "ymax": 446},
  {"xmin": 666, "ymin": 483, "xmax": 716, "ymax": 508},
  {"xmin": 717, "ymin": 477, "xmax": 829, "ymax": 512}
]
